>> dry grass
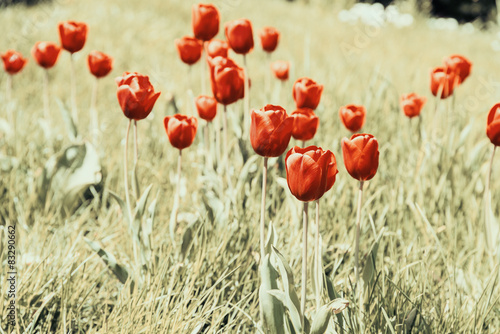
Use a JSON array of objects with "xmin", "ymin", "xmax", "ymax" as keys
[{"xmin": 0, "ymin": 0, "xmax": 500, "ymax": 332}]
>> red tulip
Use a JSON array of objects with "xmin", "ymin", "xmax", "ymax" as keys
[
  {"xmin": 290, "ymin": 108, "xmax": 319, "ymax": 141},
  {"xmin": 206, "ymin": 39, "xmax": 229, "ymax": 58},
  {"xmin": 116, "ymin": 72, "xmax": 161, "ymax": 121},
  {"xmin": 339, "ymin": 104, "xmax": 366, "ymax": 132},
  {"xmin": 31, "ymin": 42, "xmax": 61, "ymax": 69},
  {"xmin": 195, "ymin": 95, "xmax": 217, "ymax": 122},
  {"xmin": 209, "ymin": 56, "xmax": 245, "ymax": 105},
  {"xmin": 225, "ymin": 19, "xmax": 254, "ymax": 55},
  {"xmin": 487, "ymin": 103, "xmax": 500, "ymax": 146},
  {"xmin": 444, "ymin": 54, "xmax": 472, "ymax": 84},
  {"xmin": 250, "ymin": 104, "xmax": 293, "ymax": 157},
  {"xmin": 164, "ymin": 114, "xmax": 198, "ymax": 150},
  {"xmin": 430, "ymin": 66, "xmax": 455, "ymax": 99},
  {"xmin": 1, "ymin": 50, "xmax": 28, "ymax": 75},
  {"xmin": 175, "ymin": 36, "xmax": 204, "ymax": 65},
  {"xmin": 271, "ymin": 60, "xmax": 289, "ymax": 81},
  {"xmin": 192, "ymin": 3, "xmax": 220, "ymax": 41},
  {"xmin": 260, "ymin": 26, "xmax": 279, "ymax": 53},
  {"xmin": 400, "ymin": 93, "xmax": 427, "ymax": 118},
  {"xmin": 285, "ymin": 146, "xmax": 338, "ymax": 202},
  {"xmin": 341, "ymin": 134, "xmax": 379, "ymax": 182},
  {"xmin": 293, "ymin": 77, "xmax": 323, "ymax": 110},
  {"xmin": 87, "ymin": 51, "xmax": 113, "ymax": 78},
  {"xmin": 58, "ymin": 21, "xmax": 88, "ymax": 53}
]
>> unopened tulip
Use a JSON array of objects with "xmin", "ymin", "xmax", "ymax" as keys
[
  {"xmin": 87, "ymin": 51, "xmax": 113, "ymax": 78},
  {"xmin": 31, "ymin": 42, "xmax": 61, "ymax": 69},
  {"xmin": 209, "ymin": 56, "xmax": 245, "ymax": 105},
  {"xmin": 206, "ymin": 39, "xmax": 229, "ymax": 58},
  {"xmin": 291, "ymin": 108, "xmax": 319, "ymax": 141},
  {"xmin": 400, "ymin": 93, "xmax": 427, "ymax": 118},
  {"xmin": 164, "ymin": 114, "xmax": 198, "ymax": 150},
  {"xmin": 444, "ymin": 54, "xmax": 472, "ymax": 84},
  {"xmin": 58, "ymin": 21, "xmax": 88, "ymax": 53},
  {"xmin": 293, "ymin": 77, "xmax": 323, "ymax": 110},
  {"xmin": 195, "ymin": 95, "xmax": 217, "ymax": 122},
  {"xmin": 285, "ymin": 146, "xmax": 338, "ymax": 202},
  {"xmin": 260, "ymin": 26, "xmax": 279, "ymax": 53},
  {"xmin": 1, "ymin": 50, "xmax": 28, "ymax": 75},
  {"xmin": 116, "ymin": 72, "xmax": 161, "ymax": 120},
  {"xmin": 341, "ymin": 134, "xmax": 379, "ymax": 181},
  {"xmin": 487, "ymin": 103, "xmax": 500, "ymax": 146},
  {"xmin": 250, "ymin": 104, "xmax": 293, "ymax": 157},
  {"xmin": 271, "ymin": 60, "xmax": 289, "ymax": 81},
  {"xmin": 430, "ymin": 67, "xmax": 455, "ymax": 99},
  {"xmin": 339, "ymin": 104, "xmax": 366, "ymax": 132},
  {"xmin": 175, "ymin": 36, "xmax": 204, "ymax": 65},
  {"xmin": 192, "ymin": 3, "xmax": 220, "ymax": 41},
  {"xmin": 225, "ymin": 19, "xmax": 254, "ymax": 55}
]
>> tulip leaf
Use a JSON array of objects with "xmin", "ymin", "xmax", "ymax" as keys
[
  {"xmin": 109, "ymin": 190, "xmax": 131, "ymax": 228},
  {"xmin": 310, "ymin": 304, "xmax": 332, "ymax": 334},
  {"xmin": 259, "ymin": 254, "xmax": 286, "ymax": 334},
  {"xmin": 180, "ymin": 224, "xmax": 193, "ymax": 261},
  {"xmin": 56, "ymin": 99, "xmax": 78, "ymax": 141},
  {"xmin": 311, "ymin": 234, "xmax": 324, "ymax": 306},
  {"xmin": 276, "ymin": 177, "xmax": 300, "ymax": 227},
  {"xmin": 362, "ymin": 227, "xmax": 385, "ymax": 288},
  {"xmin": 84, "ymin": 237, "xmax": 130, "ymax": 285},
  {"xmin": 265, "ymin": 221, "xmax": 278, "ymax": 256},
  {"xmin": 271, "ymin": 246, "xmax": 300, "ymax": 313},
  {"xmin": 132, "ymin": 162, "xmax": 141, "ymax": 200}
]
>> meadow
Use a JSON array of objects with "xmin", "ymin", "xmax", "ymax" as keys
[{"xmin": 0, "ymin": 0, "xmax": 500, "ymax": 332}]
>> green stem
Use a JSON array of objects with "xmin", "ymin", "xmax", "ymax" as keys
[
  {"xmin": 354, "ymin": 181, "xmax": 364, "ymax": 285},
  {"xmin": 484, "ymin": 146, "xmax": 496, "ymax": 252},
  {"xmin": 315, "ymin": 199, "xmax": 321, "ymax": 313},
  {"xmin": 123, "ymin": 119, "xmax": 133, "ymax": 221},
  {"xmin": 90, "ymin": 78, "xmax": 99, "ymax": 145},
  {"xmin": 70, "ymin": 54, "xmax": 78, "ymax": 123},
  {"xmin": 260, "ymin": 157, "xmax": 268, "ymax": 259},
  {"xmin": 301, "ymin": 201, "xmax": 309, "ymax": 327},
  {"xmin": 43, "ymin": 70, "xmax": 49, "ymax": 121}
]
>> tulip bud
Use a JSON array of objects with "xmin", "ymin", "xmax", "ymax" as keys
[
  {"xmin": 1, "ymin": 50, "xmax": 28, "ymax": 75},
  {"xmin": 341, "ymin": 134, "xmax": 379, "ymax": 181},
  {"xmin": 290, "ymin": 108, "xmax": 319, "ymax": 141},
  {"xmin": 271, "ymin": 60, "xmax": 289, "ymax": 81},
  {"xmin": 87, "ymin": 51, "xmax": 113, "ymax": 78},
  {"xmin": 400, "ymin": 93, "xmax": 426, "ymax": 119},
  {"xmin": 192, "ymin": 3, "xmax": 220, "ymax": 41},
  {"xmin": 58, "ymin": 21, "xmax": 88, "ymax": 53},
  {"xmin": 487, "ymin": 103, "xmax": 500, "ymax": 146},
  {"xmin": 164, "ymin": 114, "xmax": 198, "ymax": 150},
  {"xmin": 443, "ymin": 54, "xmax": 472, "ymax": 84},
  {"xmin": 250, "ymin": 104, "xmax": 293, "ymax": 157},
  {"xmin": 225, "ymin": 19, "xmax": 254, "ymax": 55},
  {"xmin": 195, "ymin": 95, "xmax": 217, "ymax": 122},
  {"xmin": 32, "ymin": 42, "xmax": 61, "ymax": 69},
  {"xmin": 209, "ymin": 56, "xmax": 245, "ymax": 105},
  {"xmin": 339, "ymin": 104, "xmax": 366, "ymax": 132},
  {"xmin": 430, "ymin": 67, "xmax": 455, "ymax": 99},
  {"xmin": 206, "ymin": 39, "xmax": 229, "ymax": 58},
  {"xmin": 175, "ymin": 36, "xmax": 204, "ymax": 65},
  {"xmin": 260, "ymin": 26, "xmax": 279, "ymax": 53},
  {"xmin": 293, "ymin": 77, "xmax": 323, "ymax": 110},
  {"xmin": 116, "ymin": 72, "xmax": 161, "ymax": 121}
]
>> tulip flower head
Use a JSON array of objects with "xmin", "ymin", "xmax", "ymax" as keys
[
  {"xmin": 206, "ymin": 39, "xmax": 229, "ymax": 59},
  {"xmin": 293, "ymin": 77, "xmax": 323, "ymax": 110},
  {"xmin": 175, "ymin": 36, "xmax": 204, "ymax": 65},
  {"xmin": 430, "ymin": 66, "xmax": 455, "ymax": 99},
  {"xmin": 87, "ymin": 51, "xmax": 113, "ymax": 78},
  {"xmin": 285, "ymin": 146, "xmax": 338, "ymax": 202},
  {"xmin": 339, "ymin": 104, "xmax": 366, "ymax": 132},
  {"xmin": 192, "ymin": 3, "xmax": 220, "ymax": 41},
  {"xmin": 443, "ymin": 54, "xmax": 472, "ymax": 84},
  {"xmin": 400, "ymin": 93, "xmax": 427, "ymax": 119},
  {"xmin": 195, "ymin": 95, "xmax": 218, "ymax": 122},
  {"xmin": 341, "ymin": 134, "xmax": 379, "ymax": 182},
  {"xmin": 260, "ymin": 26, "xmax": 280, "ymax": 53},
  {"xmin": 1, "ymin": 50, "xmax": 28, "ymax": 75},
  {"xmin": 225, "ymin": 19, "xmax": 254, "ymax": 55},
  {"xmin": 290, "ymin": 108, "xmax": 319, "ymax": 141},
  {"xmin": 31, "ymin": 42, "xmax": 61, "ymax": 69},
  {"xmin": 164, "ymin": 114, "xmax": 198, "ymax": 150},
  {"xmin": 271, "ymin": 60, "xmax": 289, "ymax": 81},
  {"xmin": 209, "ymin": 56, "xmax": 245, "ymax": 105},
  {"xmin": 487, "ymin": 103, "xmax": 500, "ymax": 146},
  {"xmin": 58, "ymin": 21, "xmax": 88, "ymax": 53},
  {"xmin": 116, "ymin": 72, "xmax": 161, "ymax": 121},
  {"xmin": 250, "ymin": 104, "xmax": 293, "ymax": 157}
]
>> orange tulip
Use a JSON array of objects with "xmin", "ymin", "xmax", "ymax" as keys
[
  {"xmin": 208, "ymin": 56, "xmax": 245, "ymax": 105},
  {"xmin": 116, "ymin": 72, "xmax": 161, "ymax": 121},
  {"xmin": 400, "ymin": 93, "xmax": 427, "ymax": 118},
  {"xmin": 225, "ymin": 19, "xmax": 254, "ymax": 55},
  {"xmin": 430, "ymin": 66, "xmax": 455, "ymax": 99},
  {"xmin": 487, "ymin": 103, "xmax": 500, "ymax": 146},
  {"xmin": 164, "ymin": 114, "xmax": 198, "ymax": 150},
  {"xmin": 339, "ymin": 104, "xmax": 366, "ymax": 132},
  {"xmin": 206, "ymin": 39, "xmax": 229, "ymax": 58},
  {"xmin": 58, "ymin": 21, "xmax": 88, "ymax": 53},
  {"xmin": 290, "ymin": 108, "xmax": 319, "ymax": 141},
  {"xmin": 271, "ymin": 60, "xmax": 289, "ymax": 81},
  {"xmin": 285, "ymin": 146, "xmax": 338, "ymax": 202},
  {"xmin": 31, "ymin": 42, "xmax": 61, "ymax": 69},
  {"xmin": 195, "ymin": 95, "xmax": 217, "ymax": 122},
  {"xmin": 250, "ymin": 104, "xmax": 293, "ymax": 157},
  {"xmin": 87, "ymin": 51, "xmax": 113, "ymax": 78},
  {"xmin": 444, "ymin": 54, "xmax": 472, "ymax": 84},
  {"xmin": 260, "ymin": 26, "xmax": 279, "ymax": 53},
  {"xmin": 341, "ymin": 134, "xmax": 379, "ymax": 182},
  {"xmin": 293, "ymin": 77, "xmax": 323, "ymax": 110},
  {"xmin": 1, "ymin": 50, "xmax": 28, "ymax": 75},
  {"xmin": 175, "ymin": 36, "xmax": 204, "ymax": 65},
  {"xmin": 192, "ymin": 3, "xmax": 220, "ymax": 42}
]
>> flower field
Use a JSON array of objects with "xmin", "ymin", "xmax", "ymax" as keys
[{"xmin": 0, "ymin": 0, "xmax": 500, "ymax": 332}]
